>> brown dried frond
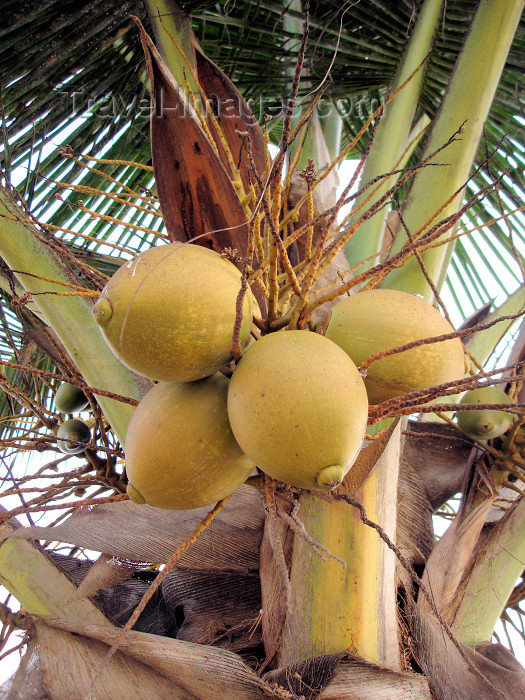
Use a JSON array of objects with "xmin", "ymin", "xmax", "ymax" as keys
[{"xmin": 88, "ymin": 495, "xmax": 233, "ymax": 694}]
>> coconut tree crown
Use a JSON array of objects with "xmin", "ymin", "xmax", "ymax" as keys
[{"xmin": 0, "ymin": 2, "xmax": 525, "ymax": 698}]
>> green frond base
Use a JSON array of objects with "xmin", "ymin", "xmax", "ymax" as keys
[{"xmin": 279, "ymin": 425, "xmax": 401, "ymax": 669}]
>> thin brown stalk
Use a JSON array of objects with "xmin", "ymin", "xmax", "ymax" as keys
[
  {"xmin": 306, "ymin": 172, "xmax": 506, "ymax": 314},
  {"xmin": 231, "ymin": 258, "xmax": 248, "ymax": 361},
  {"xmin": 279, "ymin": 507, "xmax": 346, "ymax": 568},
  {"xmin": 0, "ymin": 359, "xmax": 139, "ymax": 406},
  {"xmin": 0, "ymin": 493, "xmax": 128, "ymax": 525},
  {"xmin": 263, "ymin": 474, "xmax": 292, "ymax": 613},
  {"xmin": 368, "ymin": 361, "xmax": 525, "ymax": 419}
]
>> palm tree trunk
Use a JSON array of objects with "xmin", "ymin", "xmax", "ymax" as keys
[{"xmin": 262, "ymin": 424, "xmax": 402, "ymax": 669}]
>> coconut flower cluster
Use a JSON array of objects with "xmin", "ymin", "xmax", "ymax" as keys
[{"xmin": 92, "ymin": 241, "xmax": 475, "ymax": 510}]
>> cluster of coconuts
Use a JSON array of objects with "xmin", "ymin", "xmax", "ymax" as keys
[
  {"xmin": 93, "ymin": 243, "xmax": 256, "ymax": 510},
  {"xmin": 53, "ymin": 383, "xmax": 91, "ymax": 455},
  {"xmin": 93, "ymin": 243, "xmax": 473, "ymax": 510}
]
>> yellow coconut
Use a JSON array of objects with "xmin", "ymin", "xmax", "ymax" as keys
[
  {"xmin": 325, "ymin": 289, "xmax": 465, "ymax": 404},
  {"xmin": 457, "ymin": 385, "xmax": 513, "ymax": 440},
  {"xmin": 93, "ymin": 243, "xmax": 253, "ymax": 382},
  {"xmin": 125, "ymin": 373, "xmax": 255, "ymax": 510},
  {"xmin": 227, "ymin": 330, "xmax": 368, "ymax": 490}
]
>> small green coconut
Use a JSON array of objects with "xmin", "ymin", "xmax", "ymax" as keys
[
  {"xmin": 93, "ymin": 243, "xmax": 253, "ymax": 383},
  {"xmin": 457, "ymin": 385, "xmax": 513, "ymax": 440},
  {"xmin": 227, "ymin": 330, "xmax": 368, "ymax": 491},
  {"xmin": 54, "ymin": 383, "xmax": 89, "ymax": 413},
  {"xmin": 57, "ymin": 419, "xmax": 91, "ymax": 455},
  {"xmin": 125, "ymin": 373, "xmax": 255, "ymax": 510},
  {"xmin": 325, "ymin": 289, "xmax": 465, "ymax": 404}
]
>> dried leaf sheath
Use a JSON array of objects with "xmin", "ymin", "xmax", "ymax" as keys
[
  {"xmin": 9, "ymin": 485, "xmax": 264, "ymax": 570},
  {"xmin": 135, "ymin": 19, "xmax": 250, "ymax": 256},
  {"xmin": 193, "ymin": 45, "xmax": 267, "ymax": 194}
]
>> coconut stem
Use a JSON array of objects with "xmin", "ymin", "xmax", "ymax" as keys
[{"xmin": 231, "ymin": 258, "xmax": 249, "ymax": 361}]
